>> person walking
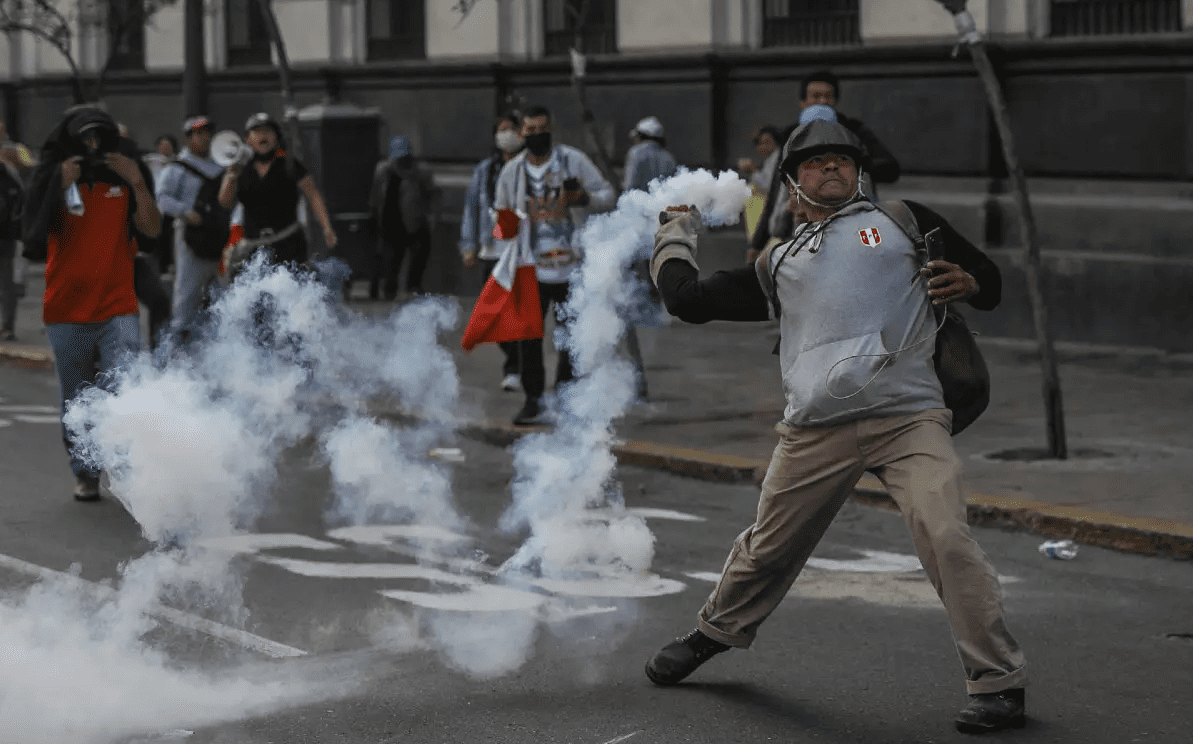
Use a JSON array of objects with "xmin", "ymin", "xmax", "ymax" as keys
[
  {"xmin": 643, "ymin": 118, "xmax": 1027, "ymax": 734},
  {"xmin": 460, "ymin": 115, "xmax": 524, "ymax": 391},
  {"xmin": 155, "ymin": 116, "xmax": 227, "ymax": 343},
  {"xmin": 217, "ymin": 113, "xmax": 337, "ymax": 274},
  {"xmin": 492, "ymin": 104, "xmax": 615, "ymax": 425},
  {"xmin": 369, "ymin": 135, "xmax": 439, "ymax": 300},
  {"xmin": 622, "ymin": 116, "xmax": 677, "ymax": 193},
  {"xmin": 0, "ymin": 156, "xmax": 23, "ymax": 341},
  {"xmin": 21, "ymin": 105, "xmax": 161, "ymax": 501}
]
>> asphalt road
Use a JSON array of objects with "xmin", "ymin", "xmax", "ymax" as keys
[{"xmin": 1, "ymin": 360, "xmax": 1191, "ymax": 744}]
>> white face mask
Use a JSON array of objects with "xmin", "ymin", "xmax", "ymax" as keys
[{"xmin": 495, "ymin": 129, "xmax": 523, "ymax": 153}]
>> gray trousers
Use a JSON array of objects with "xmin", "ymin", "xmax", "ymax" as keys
[
  {"xmin": 171, "ymin": 233, "xmax": 221, "ymax": 336},
  {"xmin": 698, "ymin": 408, "xmax": 1027, "ymax": 695}
]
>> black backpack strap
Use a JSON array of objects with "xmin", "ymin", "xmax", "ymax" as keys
[{"xmin": 873, "ymin": 199, "xmax": 927, "ymax": 265}]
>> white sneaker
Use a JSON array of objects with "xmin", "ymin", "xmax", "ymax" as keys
[{"xmin": 501, "ymin": 374, "xmax": 521, "ymax": 392}]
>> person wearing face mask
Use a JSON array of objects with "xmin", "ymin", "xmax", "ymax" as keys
[
  {"xmin": 460, "ymin": 115, "xmax": 524, "ymax": 391},
  {"xmin": 492, "ymin": 104, "xmax": 616, "ymax": 426},
  {"xmin": 368, "ymin": 135, "xmax": 440, "ymax": 301},
  {"xmin": 747, "ymin": 70, "xmax": 901, "ymax": 264},
  {"xmin": 217, "ymin": 113, "xmax": 337, "ymax": 274}
]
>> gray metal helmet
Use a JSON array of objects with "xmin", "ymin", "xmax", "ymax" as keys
[
  {"xmin": 779, "ymin": 119, "xmax": 866, "ymax": 178},
  {"xmin": 244, "ymin": 112, "xmax": 281, "ymax": 136}
]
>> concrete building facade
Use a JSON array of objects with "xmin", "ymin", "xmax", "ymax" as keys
[{"xmin": 1, "ymin": 0, "xmax": 1190, "ymax": 351}]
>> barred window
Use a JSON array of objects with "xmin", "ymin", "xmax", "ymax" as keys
[
  {"xmin": 1050, "ymin": 0, "xmax": 1181, "ymax": 36},
  {"xmin": 543, "ymin": 0, "xmax": 617, "ymax": 56},
  {"xmin": 226, "ymin": 0, "xmax": 271, "ymax": 67},
  {"xmin": 762, "ymin": 0, "xmax": 860, "ymax": 48},
  {"xmin": 367, "ymin": 0, "xmax": 426, "ymax": 60}
]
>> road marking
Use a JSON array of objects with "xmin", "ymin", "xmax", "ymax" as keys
[
  {"xmin": 806, "ymin": 548, "xmax": 924, "ymax": 573},
  {"xmin": 0, "ymin": 552, "xmax": 307, "ymax": 659},
  {"xmin": 327, "ymin": 524, "xmax": 473, "ymax": 546},
  {"xmin": 260, "ymin": 556, "xmax": 475, "ymax": 585},
  {"xmin": 381, "ymin": 584, "xmax": 549, "ymax": 612},
  {"xmin": 12, "ymin": 414, "xmax": 63, "ymax": 424},
  {"xmin": 197, "ymin": 533, "xmax": 342, "ymax": 554},
  {"xmin": 601, "ymin": 732, "xmax": 642, "ymax": 744},
  {"xmin": 0, "ymin": 404, "xmax": 58, "ymax": 414},
  {"xmin": 0, "ymin": 419, "xmax": 10, "ymax": 428}
]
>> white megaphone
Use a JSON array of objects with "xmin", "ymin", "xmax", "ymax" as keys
[{"xmin": 211, "ymin": 130, "xmax": 253, "ymax": 168}]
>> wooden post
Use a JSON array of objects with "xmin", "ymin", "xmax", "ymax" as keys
[{"xmin": 937, "ymin": 2, "xmax": 1067, "ymax": 458}]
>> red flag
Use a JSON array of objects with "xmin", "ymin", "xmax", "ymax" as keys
[{"xmin": 461, "ymin": 216, "xmax": 543, "ymax": 351}]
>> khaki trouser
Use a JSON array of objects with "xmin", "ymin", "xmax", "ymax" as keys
[{"xmin": 697, "ymin": 409, "xmax": 1027, "ymax": 695}]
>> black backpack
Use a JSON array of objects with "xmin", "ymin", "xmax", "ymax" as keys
[{"xmin": 179, "ymin": 161, "xmax": 232, "ymax": 260}]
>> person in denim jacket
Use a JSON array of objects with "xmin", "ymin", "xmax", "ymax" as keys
[{"xmin": 460, "ymin": 115, "xmax": 523, "ymax": 391}]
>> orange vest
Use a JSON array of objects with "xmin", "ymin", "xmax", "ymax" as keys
[{"xmin": 43, "ymin": 181, "xmax": 139, "ymax": 324}]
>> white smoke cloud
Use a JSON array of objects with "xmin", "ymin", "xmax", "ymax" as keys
[
  {"xmin": 500, "ymin": 168, "xmax": 750, "ymax": 578},
  {"xmin": 5, "ymin": 255, "xmax": 463, "ymax": 739},
  {"xmin": 3, "ymin": 167, "xmax": 750, "ymax": 737}
]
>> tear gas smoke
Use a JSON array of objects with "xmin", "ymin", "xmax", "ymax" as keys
[
  {"xmin": 4, "ymin": 255, "xmax": 462, "ymax": 740},
  {"xmin": 501, "ymin": 168, "xmax": 750, "ymax": 569},
  {"xmin": 423, "ymin": 170, "xmax": 749, "ymax": 677}
]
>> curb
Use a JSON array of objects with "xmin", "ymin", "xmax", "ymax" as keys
[
  {"xmin": 0, "ymin": 344, "xmax": 53, "ymax": 371},
  {"xmin": 453, "ymin": 418, "xmax": 1193, "ymax": 561}
]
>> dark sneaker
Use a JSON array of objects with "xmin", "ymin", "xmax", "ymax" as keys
[
  {"xmin": 73, "ymin": 473, "xmax": 101, "ymax": 502},
  {"xmin": 644, "ymin": 629, "xmax": 729, "ymax": 686},
  {"xmin": 955, "ymin": 688, "xmax": 1026, "ymax": 733},
  {"xmin": 512, "ymin": 399, "xmax": 543, "ymax": 426}
]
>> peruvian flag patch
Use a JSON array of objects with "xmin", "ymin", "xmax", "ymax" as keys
[{"xmin": 859, "ymin": 227, "xmax": 882, "ymax": 246}]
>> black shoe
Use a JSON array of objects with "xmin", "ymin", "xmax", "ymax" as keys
[
  {"xmin": 644, "ymin": 629, "xmax": 729, "ymax": 686},
  {"xmin": 512, "ymin": 399, "xmax": 543, "ymax": 426},
  {"xmin": 955, "ymin": 688, "xmax": 1026, "ymax": 734},
  {"xmin": 73, "ymin": 473, "xmax": 101, "ymax": 502}
]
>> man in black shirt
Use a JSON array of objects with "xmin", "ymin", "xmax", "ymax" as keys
[
  {"xmin": 217, "ymin": 113, "xmax": 337, "ymax": 273},
  {"xmin": 747, "ymin": 70, "xmax": 901, "ymax": 263}
]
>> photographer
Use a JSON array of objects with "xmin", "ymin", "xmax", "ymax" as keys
[{"xmin": 21, "ymin": 105, "xmax": 161, "ymax": 502}]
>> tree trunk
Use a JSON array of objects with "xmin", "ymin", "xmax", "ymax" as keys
[
  {"xmin": 183, "ymin": 0, "xmax": 207, "ymax": 116},
  {"xmin": 941, "ymin": 6, "xmax": 1068, "ymax": 459}
]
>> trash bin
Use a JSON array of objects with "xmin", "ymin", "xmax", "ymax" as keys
[{"xmin": 295, "ymin": 100, "xmax": 381, "ymax": 280}]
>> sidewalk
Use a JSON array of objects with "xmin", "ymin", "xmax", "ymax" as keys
[{"xmin": 5, "ymin": 266, "xmax": 1193, "ymax": 559}]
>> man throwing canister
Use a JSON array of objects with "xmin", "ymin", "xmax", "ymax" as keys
[{"xmin": 642, "ymin": 119, "xmax": 1027, "ymax": 734}]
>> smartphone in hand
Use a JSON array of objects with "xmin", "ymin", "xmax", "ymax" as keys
[{"xmin": 924, "ymin": 227, "xmax": 946, "ymax": 269}]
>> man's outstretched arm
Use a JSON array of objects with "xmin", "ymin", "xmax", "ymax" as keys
[{"xmin": 651, "ymin": 206, "xmax": 770, "ymax": 324}]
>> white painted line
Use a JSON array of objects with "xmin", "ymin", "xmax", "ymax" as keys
[
  {"xmin": 196, "ymin": 533, "xmax": 342, "ymax": 554},
  {"xmin": 601, "ymin": 732, "xmax": 642, "ymax": 744},
  {"xmin": 0, "ymin": 552, "xmax": 307, "ymax": 659},
  {"xmin": 328, "ymin": 524, "xmax": 473, "ymax": 546},
  {"xmin": 0, "ymin": 404, "xmax": 58, "ymax": 414},
  {"xmin": 0, "ymin": 419, "xmax": 10, "ymax": 428},
  {"xmin": 380, "ymin": 584, "xmax": 548, "ymax": 613},
  {"xmin": 13, "ymin": 414, "xmax": 64, "ymax": 424},
  {"xmin": 526, "ymin": 573, "xmax": 687, "ymax": 599},
  {"xmin": 260, "ymin": 556, "xmax": 476, "ymax": 585},
  {"xmin": 806, "ymin": 549, "xmax": 924, "ymax": 573}
]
